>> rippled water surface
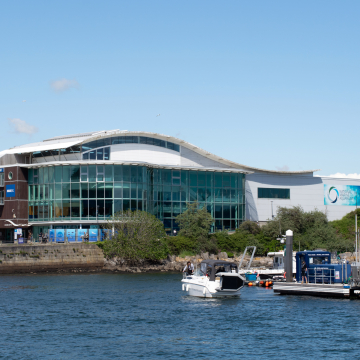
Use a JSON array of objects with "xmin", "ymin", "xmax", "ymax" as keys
[{"xmin": 1, "ymin": 273, "xmax": 360, "ymax": 359}]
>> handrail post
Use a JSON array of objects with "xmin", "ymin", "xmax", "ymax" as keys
[{"xmin": 315, "ymin": 268, "xmax": 316, "ymax": 284}]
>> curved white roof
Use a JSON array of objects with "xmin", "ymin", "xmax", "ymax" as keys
[{"xmin": 0, "ymin": 129, "xmax": 319, "ymax": 175}]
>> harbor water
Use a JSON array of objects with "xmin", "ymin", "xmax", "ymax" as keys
[{"xmin": 1, "ymin": 273, "xmax": 360, "ymax": 359}]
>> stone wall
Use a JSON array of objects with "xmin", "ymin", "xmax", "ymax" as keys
[{"xmin": 0, "ymin": 244, "xmax": 105, "ymax": 274}]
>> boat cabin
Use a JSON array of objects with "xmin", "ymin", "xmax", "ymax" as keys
[{"xmin": 200, "ymin": 260, "xmax": 238, "ymax": 281}]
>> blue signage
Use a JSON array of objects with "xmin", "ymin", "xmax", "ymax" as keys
[
  {"xmin": 6, "ymin": 184, "xmax": 15, "ymax": 198},
  {"xmin": 56, "ymin": 229, "xmax": 65, "ymax": 242},
  {"xmin": 89, "ymin": 229, "xmax": 98, "ymax": 242},
  {"xmin": 18, "ymin": 238, "xmax": 24, "ymax": 244},
  {"xmin": 77, "ymin": 229, "xmax": 87, "ymax": 242},
  {"xmin": 49, "ymin": 230, "xmax": 55, "ymax": 242},
  {"xmin": 67, "ymin": 229, "xmax": 76, "ymax": 242},
  {"xmin": 0, "ymin": 168, "xmax": 3, "ymax": 173}
]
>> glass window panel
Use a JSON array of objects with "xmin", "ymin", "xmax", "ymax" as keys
[
  {"xmin": 180, "ymin": 189, "xmax": 187, "ymax": 202},
  {"xmin": 81, "ymin": 200, "xmax": 89, "ymax": 219},
  {"xmin": 131, "ymin": 200, "xmax": 137, "ymax": 211},
  {"xmin": 81, "ymin": 174, "xmax": 87, "ymax": 182},
  {"xmin": 138, "ymin": 167, "xmax": 144, "ymax": 183},
  {"xmin": 28, "ymin": 169, "xmax": 33, "ymax": 185},
  {"xmin": 114, "ymin": 199, "xmax": 122, "ymax": 214},
  {"xmin": 81, "ymin": 183, "xmax": 88, "ymax": 198},
  {"xmin": 105, "ymin": 200, "xmax": 112, "ymax": 217},
  {"xmin": 83, "ymin": 153, "xmax": 89, "ymax": 160},
  {"xmin": 223, "ymin": 220, "xmax": 231, "ymax": 230},
  {"xmin": 49, "ymin": 167, "xmax": 54, "ymax": 183},
  {"xmin": 105, "ymin": 183, "xmax": 113, "ymax": 198},
  {"xmin": 190, "ymin": 172, "xmax": 197, "ymax": 186},
  {"xmin": 97, "ymin": 148, "xmax": 103, "ymax": 160},
  {"xmin": 112, "ymin": 136, "xmax": 125, "ymax": 144},
  {"xmin": 198, "ymin": 172, "xmax": 206, "ymax": 186},
  {"xmin": 162, "ymin": 170, "xmax": 171, "ymax": 185},
  {"xmin": 45, "ymin": 184, "xmax": 49, "ymax": 199},
  {"xmin": 131, "ymin": 183, "xmax": 137, "ymax": 199},
  {"xmin": 166, "ymin": 142, "xmax": 175, "ymax": 150},
  {"xmin": 223, "ymin": 189, "xmax": 230, "ymax": 202},
  {"xmin": 49, "ymin": 184, "xmax": 54, "ymax": 200},
  {"xmin": 39, "ymin": 167, "xmax": 44, "ymax": 184},
  {"xmin": 114, "ymin": 165, "xmax": 122, "ymax": 181},
  {"xmin": 62, "ymin": 183, "xmax": 70, "ymax": 199},
  {"xmin": 190, "ymin": 187, "xmax": 197, "ymax": 201},
  {"xmin": 163, "ymin": 202, "xmax": 172, "ymax": 218},
  {"xmin": 215, "ymin": 173, "xmax": 222, "ymax": 187},
  {"xmin": 173, "ymin": 144, "xmax": 180, "ymax": 152},
  {"xmin": 215, "ymin": 205, "xmax": 222, "ymax": 218},
  {"xmin": 206, "ymin": 204, "xmax": 213, "ymax": 218},
  {"xmin": 71, "ymin": 183, "xmax": 80, "ymax": 199},
  {"xmin": 146, "ymin": 137, "xmax": 154, "ymax": 145},
  {"xmin": 71, "ymin": 201, "xmax": 80, "ymax": 218},
  {"xmin": 231, "ymin": 204, "xmax": 237, "ymax": 219},
  {"xmin": 88, "ymin": 165, "xmax": 96, "ymax": 182},
  {"xmin": 172, "ymin": 187, "xmax": 180, "ymax": 201},
  {"xmin": 123, "ymin": 166, "xmax": 130, "ymax": 182},
  {"xmin": 123, "ymin": 199, "xmax": 130, "ymax": 211},
  {"xmin": 71, "ymin": 166, "xmax": 80, "ymax": 182},
  {"xmin": 55, "ymin": 166, "xmax": 62, "ymax": 183},
  {"xmin": 89, "ymin": 150, "xmax": 96, "ymax": 160},
  {"xmin": 223, "ymin": 205, "xmax": 230, "ymax": 218},
  {"xmin": 97, "ymin": 183, "xmax": 104, "ymax": 198},
  {"xmin": 138, "ymin": 200, "xmax": 143, "ymax": 211},
  {"xmin": 63, "ymin": 200, "xmax": 70, "ymax": 219},
  {"xmin": 88, "ymin": 200, "xmax": 96, "ymax": 218},
  {"xmin": 258, "ymin": 188, "xmax": 290, "ymax": 199},
  {"xmin": 97, "ymin": 200, "xmax": 105, "ymax": 217},
  {"xmin": 63, "ymin": 166, "xmax": 70, "ymax": 182},
  {"xmin": 123, "ymin": 183, "xmax": 130, "ymax": 198},
  {"xmin": 172, "ymin": 202, "xmax": 180, "ymax": 217},
  {"xmin": 215, "ymin": 189, "xmax": 222, "ymax": 202},
  {"xmin": 173, "ymin": 170, "xmax": 180, "ymax": 178},
  {"xmin": 55, "ymin": 201, "xmax": 62, "ymax": 218},
  {"xmin": 105, "ymin": 165, "xmax": 113, "ymax": 181},
  {"xmin": 39, "ymin": 185, "xmax": 44, "ymax": 200},
  {"xmin": 215, "ymin": 220, "xmax": 222, "ymax": 231},
  {"xmin": 206, "ymin": 188, "xmax": 212, "ymax": 202},
  {"xmin": 223, "ymin": 174, "xmax": 230, "ymax": 187},
  {"xmin": 172, "ymin": 178, "xmax": 180, "ymax": 186},
  {"xmin": 55, "ymin": 184, "xmax": 62, "ymax": 199},
  {"xmin": 114, "ymin": 183, "xmax": 122, "ymax": 198},
  {"xmin": 43, "ymin": 167, "xmax": 49, "ymax": 184},
  {"xmin": 139, "ymin": 136, "xmax": 147, "ymax": 144},
  {"xmin": 97, "ymin": 165, "xmax": 104, "ymax": 182},
  {"xmin": 198, "ymin": 188, "xmax": 206, "ymax": 202},
  {"xmin": 89, "ymin": 183, "xmax": 97, "ymax": 198},
  {"xmin": 28, "ymin": 186, "xmax": 33, "ymax": 201},
  {"xmin": 130, "ymin": 166, "xmax": 138, "ymax": 182},
  {"xmin": 231, "ymin": 173, "xmax": 237, "ymax": 188},
  {"xmin": 163, "ymin": 186, "xmax": 171, "ymax": 201},
  {"xmin": 230, "ymin": 189, "xmax": 237, "ymax": 203}
]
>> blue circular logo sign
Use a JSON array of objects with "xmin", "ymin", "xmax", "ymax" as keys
[{"xmin": 328, "ymin": 186, "xmax": 339, "ymax": 203}]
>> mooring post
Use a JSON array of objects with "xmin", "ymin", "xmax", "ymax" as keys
[{"xmin": 285, "ymin": 229, "xmax": 293, "ymax": 282}]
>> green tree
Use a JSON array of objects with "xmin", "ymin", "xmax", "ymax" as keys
[
  {"xmin": 101, "ymin": 210, "xmax": 168, "ymax": 262},
  {"xmin": 175, "ymin": 202, "xmax": 213, "ymax": 240}
]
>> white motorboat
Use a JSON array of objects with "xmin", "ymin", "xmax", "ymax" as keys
[{"xmin": 181, "ymin": 260, "xmax": 244, "ymax": 298}]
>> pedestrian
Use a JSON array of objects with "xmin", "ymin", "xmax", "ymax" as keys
[
  {"xmin": 301, "ymin": 260, "xmax": 307, "ymax": 284},
  {"xmin": 183, "ymin": 261, "xmax": 194, "ymax": 275}
]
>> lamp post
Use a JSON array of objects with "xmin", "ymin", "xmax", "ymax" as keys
[{"xmin": 285, "ymin": 229, "xmax": 293, "ymax": 282}]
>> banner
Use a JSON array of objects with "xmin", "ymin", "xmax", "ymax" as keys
[
  {"xmin": 67, "ymin": 229, "xmax": 76, "ymax": 242},
  {"xmin": 56, "ymin": 229, "xmax": 65, "ymax": 242},
  {"xmin": 49, "ymin": 229, "xmax": 55, "ymax": 242},
  {"xmin": 77, "ymin": 229, "xmax": 87, "ymax": 242},
  {"xmin": 324, "ymin": 184, "xmax": 360, "ymax": 206},
  {"xmin": 89, "ymin": 229, "xmax": 98, "ymax": 242}
]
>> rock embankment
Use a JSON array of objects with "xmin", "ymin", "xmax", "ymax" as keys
[{"xmin": 103, "ymin": 252, "xmax": 274, "ymax": 273}]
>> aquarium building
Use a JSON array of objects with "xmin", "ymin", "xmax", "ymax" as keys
[{"xmin": 0, "ymin": 129, "xmax": 360, "ymax": 242}]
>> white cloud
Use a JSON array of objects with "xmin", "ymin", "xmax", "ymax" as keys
[
  {"xmin": 327, "ymin": 173, "xmax": 360, "ymax": 179},
  {"xmin": 275, "ymin": 165, "xmax": 290, "ymax": 171},
  {"xmin": 50, "ymin": 78, "xmax": 79, "ymax": 92},
  {"xmin": 8, "ymin": 118, "xmax": 38, "ymax": 135}
]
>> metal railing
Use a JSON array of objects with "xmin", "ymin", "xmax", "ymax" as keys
[{"xmin": 307, "ymin": 268, "xmax": 336, "ymax": 284}]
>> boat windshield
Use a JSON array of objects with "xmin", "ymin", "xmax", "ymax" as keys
[{"xmin": 215, "ymin": 264, "xmax": 236, "ymax": 274}]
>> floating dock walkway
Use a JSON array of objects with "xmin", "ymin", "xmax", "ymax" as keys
[{"xmin": 273, "ymin": 282, "xmax": 360, "ymax": 298}]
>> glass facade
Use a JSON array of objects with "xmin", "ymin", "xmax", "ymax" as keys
[
  {"xmin": 28, "ymin": 165, "xmax": 245, "ymax": 233},
  {"xmin": 258, "ymin": 188, "xmax": 290, "ymax": 199}
]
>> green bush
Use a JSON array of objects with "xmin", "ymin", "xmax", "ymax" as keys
[
  {"xmin": 166, "ymin": 235, "xmax": 195, "ymax": 255},
  {"xmin": 179, "ymin": 250, "xmax": 196, "ymax": 257},
  {"xmin": 227, "ymin": 252, "xmax": 234, "ymax": 258}
]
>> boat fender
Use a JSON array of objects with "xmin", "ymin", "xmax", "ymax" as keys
[
  {"xmin": 203, "ymin": 287, "xmax": 206, "ymax": 294},
  {"xmin": 284, "ymin": 272, "xmax": 286, "ymax": 278},
  {"xmin": 186, "ymin": 285, "xmax": 189, "ymax": 291},
  {"xmin": 182, "ymin": 284, "xmax": 185, "ymax": 291},
  {"xmin": 248, "ymin": 282, "xmax": 253, "ymax": 286}
]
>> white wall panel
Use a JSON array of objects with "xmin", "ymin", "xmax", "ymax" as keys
[
  {"xmin": 111, "ymin": 144, "xmax": 180, "ymax": 165},
  {"xmin": 246, "ymin": 173, "xmax": 360, "ymax": 222},
  {"xmin": 180, "ymin": 147, "xmax": 235, "ymax": 168}
]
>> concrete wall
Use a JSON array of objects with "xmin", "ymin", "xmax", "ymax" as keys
[
  {"xmin": 246, "ymin": 173, "xmax": 360, "ymax": 222},
  {"xmin": 0, "ymin": 244, "xmax": 104, "ymax": 274}
]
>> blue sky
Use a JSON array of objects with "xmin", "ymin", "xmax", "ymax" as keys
[{"xmin": 1, "ymin": 1, "xmax": 359, "ymax": 176}]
